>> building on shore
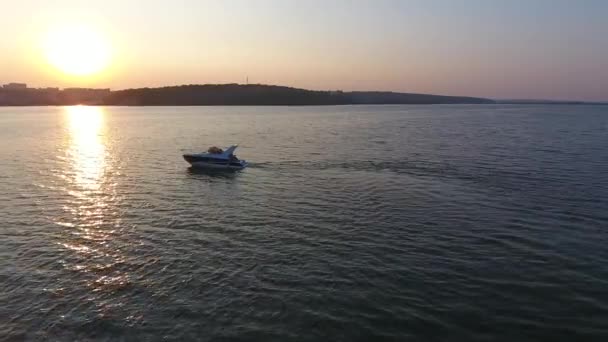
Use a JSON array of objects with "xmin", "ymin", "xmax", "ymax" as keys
[
  {"xmin": 3, "ymin": 83, "xmax": 27, "ymax": 90},
  {"xmin": 0, "ymin": 84, "xmax": 111, "ymax": 105}
]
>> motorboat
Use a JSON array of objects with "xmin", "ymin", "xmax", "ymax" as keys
[{"xmin": 183, "ymin": 144, "xmax": 248, "ymax": 170}]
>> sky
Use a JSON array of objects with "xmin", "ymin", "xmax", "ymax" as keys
[{"xmin": 1, "ymin": 0, "xmax": 607, "ymax": 100}]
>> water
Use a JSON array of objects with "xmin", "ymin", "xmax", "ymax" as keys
[{"xmin": 1, "ymin": 105, "xmax": 607, "ymax": 341}]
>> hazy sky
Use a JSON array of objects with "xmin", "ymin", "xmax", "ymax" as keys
[{"xmin": 1, "ymin": 0, "xmax": 607, "ymax": 100}]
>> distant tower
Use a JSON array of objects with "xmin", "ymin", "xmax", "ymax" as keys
[{"xmin": 246, "ymin": 76, "xmax": 249, "ymax": 85}]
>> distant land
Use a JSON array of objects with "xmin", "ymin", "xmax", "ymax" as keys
[
  {"xmin": 0, "ymin": 83, "xmax": 492, "ymax": 106},
  {"xmin": 0, "ymin": 83, "xmax": 604, "ymax": 106},
  {"xmin": 494, "ymin": 99, "xmax": 607, "ymax": 105}
]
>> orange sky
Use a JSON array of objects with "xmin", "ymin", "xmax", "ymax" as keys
[{"xmin": 1, "ymin": 0, "xmax": 607, "ymax": 100}]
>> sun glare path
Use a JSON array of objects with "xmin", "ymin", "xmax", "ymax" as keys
[{"xmin": 66, "ymin": 106, "xmax": 105, "ymax": 191}]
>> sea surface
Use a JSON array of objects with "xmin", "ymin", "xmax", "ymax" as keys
[{"xmin": 1, "ymin": 105, "xmax": 607, "ymax": 341}]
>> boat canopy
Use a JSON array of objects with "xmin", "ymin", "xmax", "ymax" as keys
[{"xmin": 222, "ymin": 145, "xmax": 238, "ymax": 156}]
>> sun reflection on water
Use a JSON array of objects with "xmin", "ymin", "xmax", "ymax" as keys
[
  {"xmin": 66, "ymin": 106, "xmax": 105, "ymax": 191},
  {"xmin": 57, "ymin": 106, "xmax": 132, "ymax": 298}
]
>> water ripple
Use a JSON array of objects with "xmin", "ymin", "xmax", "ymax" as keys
[{"xmin": 1, "ymin": 105, "xmax": 608, "ymax": 341}]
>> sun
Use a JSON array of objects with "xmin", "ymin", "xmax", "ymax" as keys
[{"xmin": 43, "ymin": 24, "xmax": 111, "ymax": 77}]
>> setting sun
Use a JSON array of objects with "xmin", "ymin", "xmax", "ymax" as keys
[{"xmin": 43, "ymin": 25, "xmax": 111, "ymax": 77}]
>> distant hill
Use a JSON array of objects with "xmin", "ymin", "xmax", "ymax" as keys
[
  {"xmin": 104, "ymin": 84, "xmax": 494, "ymax": 106},
  {"xmin": 347, "ymin": 91, "xmax": 493, "ymax": 105},
  {"xmin": 0, "ymin": 83, "xmax": 493, "ymax": 106},
  {"xmin": 105, "ymin": 84, "xmax": 343, "ymax": 106}
]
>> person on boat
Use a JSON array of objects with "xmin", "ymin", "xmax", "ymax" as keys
[{"xmin": 208, "ymin": 146, "xmax": 223, "ymax": 154}]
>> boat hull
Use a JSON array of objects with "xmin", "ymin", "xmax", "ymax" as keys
[{"xmin": 183, "ymin": 154, "xmax": 247, "ymax": 170}]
